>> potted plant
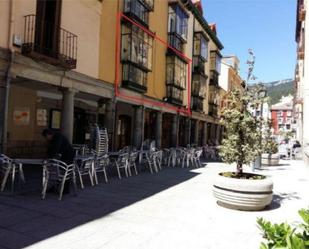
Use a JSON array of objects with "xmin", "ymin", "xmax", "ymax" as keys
[
  {"xmin": 262, "ymin": 119, "xmax": 279, "ymax": 166},
  {"xmin": 213, "ymin": 86, "xmax": 273, "ymax": 211}
]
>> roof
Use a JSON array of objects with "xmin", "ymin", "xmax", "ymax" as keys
[
  {"xmin": 180, "ymin": 0, "xmax": 224, "ymax": 50},
  {"xmin": 271, "ymin": 102, "xmax": 293, "ymax": 111}
]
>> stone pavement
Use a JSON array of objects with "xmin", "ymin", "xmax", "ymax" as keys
[{"xmin": 0, "ymin": 159, "xmax": 308, "ymax": 249}]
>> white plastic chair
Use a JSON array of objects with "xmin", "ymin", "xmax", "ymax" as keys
[{"xmin": 0, "ymin": 154, "xmax": 25, "ymax": 192}]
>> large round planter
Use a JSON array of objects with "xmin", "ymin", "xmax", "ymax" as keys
[
  {"xmin": 213, "ymin": 173, "xmax": 273, "ymax": 211},
  {"xmin": 261, "ymin": 153, "xmax": 280, "ymax": 166}
]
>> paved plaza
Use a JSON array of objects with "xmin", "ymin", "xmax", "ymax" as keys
[{"xmin": 0, "ymin": 159, "xmax": 308, "ymax": 249}]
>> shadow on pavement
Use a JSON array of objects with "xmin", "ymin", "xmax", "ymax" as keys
[
  {"xmin": 264, "ymin": 192, "xmax": 301, "ymax": 211},
  {"xmin": 0, "ymin": 166, "xmax": 200, "ymax": 249}
]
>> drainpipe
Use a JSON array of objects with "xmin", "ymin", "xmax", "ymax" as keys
[{"xmin": 1, "ymin": 0, "xmax": 15, "ymax": 153}]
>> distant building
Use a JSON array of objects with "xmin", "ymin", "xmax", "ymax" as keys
[{"xmin": 271, "ymin": 96, "xmax": 294, "ymax": 139}]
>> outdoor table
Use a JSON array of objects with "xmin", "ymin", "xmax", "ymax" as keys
[
  {"xmin": 13, "ymin": 158, "xmax": 45, "ymax": 165},
  {"xmin": 1, "ymin": 158, "xmax": 45, "ymax": 193}
]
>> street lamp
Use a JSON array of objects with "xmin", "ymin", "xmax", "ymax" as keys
[{"xmin": 254, "ymin": 83, "xmax": 267, "ymax": 170}]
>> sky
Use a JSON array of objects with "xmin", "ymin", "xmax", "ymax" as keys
[{"xmin": 202, "ymin": 0, "xmax": 297, "ymax": 83}]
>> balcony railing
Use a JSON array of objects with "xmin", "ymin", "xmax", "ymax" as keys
[
  {"xmin": 22, "ymin": 14, "xmax": 77, "ymax": 69},
  {"xmin": 122, "ymin": 63, "xmax": 147, "ymax": 92},
  {"xmin": 168, "ymin": 33, "xmax": 185, "ymax": 52},
  {"xmin": 166, "ymin": 85, "xmax": 183, "ymax": 106},
  {"xmin": 192, "ymin": 96, "xmax": 203, "ymax": 112},
  {"xmin": 123, "ymin": 0, "xmax": 150, "ymax": 26}
]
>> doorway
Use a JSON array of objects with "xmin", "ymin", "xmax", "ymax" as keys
[{"xmin": 35, "ymin": 0, "xmax": 62, "ymax": 57}]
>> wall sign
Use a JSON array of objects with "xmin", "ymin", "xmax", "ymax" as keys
[
  {"xmin": 36, "ymin": 109, "xmax": 47, "ymax": 126},
  {"xmin": 13, "ymin": 108, "xmax": 30, "ymax": 126}
]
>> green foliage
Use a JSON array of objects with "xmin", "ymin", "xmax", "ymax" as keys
[
  {"xmin": 257, "ymin": 208, "xmax": 309, "ymax": 249},
  {"xmin": 219, "ymin": 87, "xmax": 264, "ymax": 173},
  {"xmin": 263, "ymin": 119, "xmax": 278, "ymax": 154},
  {"xmin": 264, "ymin": 80, "xmax": 294, "ymax": 105}
]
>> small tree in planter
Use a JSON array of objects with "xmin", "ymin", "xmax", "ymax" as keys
[
  {"xmin": 213, "ymin": 87, "xmax": 273, "ymax": 211},
  {"xmin": 219, "ymin": 87, "xmax": 263, "ymax": 177},
  {"xmin": 213, "ymin": 50, "xmax": 273, "ymax": 211},
  {"xmin": 262, "ymin": 119, "xmax": 279, "ymax": 166}
]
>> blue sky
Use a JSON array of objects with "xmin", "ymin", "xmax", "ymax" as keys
[{"xmin": 202, "ymin": 0, "xmax": 297, "ymax": 83}]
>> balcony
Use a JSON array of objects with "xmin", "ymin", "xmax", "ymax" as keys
[
  {"xmin": 167, "ymin": 3, "xmax": 188, "ymax": 52},
  {"xmin": 191, "ymin": 74, "xmax": 207, "ymax": 98},
  {"xmin": 166, "ymin": 85, "xmax": 183, "ymax": 106},
  {"xmin": 208, "ymin": 103, "xmax": 218, "ymax": 117},
  {"xmin": 193, "ymin": 56, "xmax": 205, "ymax": 75},
  {"xmin": 21, "ymin": 15, "xmax": 77, "ymax": 69},
  {"xmin": 123, "ymin": 0, "xmax": 152, "ymax": 27},
  {"xmin": 168, "ymin": 33, "xmax": 186, "ymax": 52},
  {"xmin": 122, "ymin": 63, "xmax": 147, "ymax": 93},
  {"xmin": 192, "ymin": 96, "xmax": 203, "ymax": 112},
  {"xmin": 209, "ymin": 70, "xmax": 219, "ymax": 86}
]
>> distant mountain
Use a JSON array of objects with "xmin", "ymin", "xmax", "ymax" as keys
[{"xmin": 264, "ymin": 79, "xmax": 294, "ymax": 105}]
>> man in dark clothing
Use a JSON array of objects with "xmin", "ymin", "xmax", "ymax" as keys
[
  {"xmin": 42, "ymin": 129, "xmax": 74, "ymax": 165},
  {"xmin": 42, "ymin": 129, "xmax": 75, "ymax": 194}
]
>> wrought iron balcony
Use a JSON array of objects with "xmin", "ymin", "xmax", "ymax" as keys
[{"xmin": 22, "ymin": 15, "xmax": 77, "ymax": 69}]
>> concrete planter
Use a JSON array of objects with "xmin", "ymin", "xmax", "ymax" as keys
[
  {"xmin": 213, "ymin": 173, "xmax": 273, "ymax": 211},
  {"xmin": 261, "ymin": 153, "xmax": 280, "ymax": 166}
]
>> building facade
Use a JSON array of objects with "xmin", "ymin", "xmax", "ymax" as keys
[
  {"xmin": 0, "ymin": 0, "xmax": 225, "ymax": 157},
  {"xmin": 271, "ymin": 96, "xmax": 294, "ymax": 141},
  {"xmin": 294, "ymin": 0, "xmax": 309, "ymax": 163},
  {"xmin": 0, "ymin": 0, "xmax": 114, "ymax": 157},
  {"xmin": 100, "ymin": 0, "xmax": 224, "ymax": 150}
]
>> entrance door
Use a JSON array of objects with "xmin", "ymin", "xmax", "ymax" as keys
[
  {"xmin": 73, "ymin": 107, "xmax": 86, "ymax": 144},
  {"xmin": 35, "ymin": 0, "xmax": 62, "ymax": 57}
]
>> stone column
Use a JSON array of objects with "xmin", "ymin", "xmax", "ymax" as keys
[
  {"xmin": 202, "ymin": 121, "xmax": 208, "ymax": 146},
  {"xmin": 133, "ymin": 105, "xmax": 143, "ymax": 149},
  {"xmin": 171, "ymin": 114, "xmax": 179, "ymax": 147},
  {"xmin": 155, "ymin": 111, "xmax": 162, "ymax": 148},
  {"xmin": 194, "ymin": 120, "xmax": 199, "ymax": 145},
  {"xmin": 216, "ymin": 124, "xmax": 221, "ymax": 144},
  {"xmin": 104, "ymin": 100, "xmax": 116, "ymax": 149},
  {"xmin": 0, "ymin": 74, "xmax": 8, "ymax": 153},
  {"xmin": 61, "ymin": 88, "xmax": 75, "ymax": 143},
  {"xmin": 185, "ymin": 118, "xmax": 191, "ymax": 146}
]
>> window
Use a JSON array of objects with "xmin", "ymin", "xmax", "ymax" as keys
[
  {"xmin": 168, "ymin": 3, "xmax": 188, "ymax": 51},
  {"xmin": 168, "ymin": 4, "xmax": 188, "ymax": 40},
  {"xmin": 210, "ymin": 50, "xmax": 221, "ymax": 73},
  {"xmin": 166, "ymin": 56, "xmax": 186, "ymax": 89},
  {"xmin": 121, "ymin": 24, "xmax": 153, "ymax": 71},
  {"xmin": 193, "ymin": 32, "xmax": 208, "ymax": 60},
  {"xmin": 166, "ymin": 85, "xmax": 183, "ymax": 103},
  {"xmin": 123, "ymin": 0, "xmax": 152, "ymax": 25},
  {"xmin": 123, "ymin": 63, "xmax": 147, "ymax": 87},
  {"xmin": 287, "ymin": 111, "xmax": 292, "ymax": 117},
  {"xmin": 192, "ymin": 74, "xmax": 207, "ymax": 98}
]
